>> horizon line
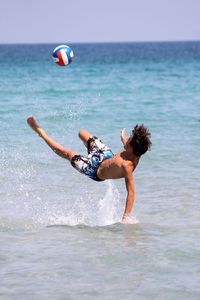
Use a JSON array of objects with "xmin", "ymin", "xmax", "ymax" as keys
[{"xmin": 0, "ymin": 39, "xmax": 200, "ymax": 45}]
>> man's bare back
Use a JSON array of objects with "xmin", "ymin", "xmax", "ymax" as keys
[{"xmin": 27, "ymin": 116, "xmax": 151, "ymax": 224}]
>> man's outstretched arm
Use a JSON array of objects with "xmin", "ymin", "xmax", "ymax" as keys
[{"xmin": 121, "ymin": 163, "xmax": 135, "ymax": 224}]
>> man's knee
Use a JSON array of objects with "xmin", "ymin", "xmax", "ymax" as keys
[
  {"xmin": 78, "ymin": 129, "xmax": 85, "ymax": 139},
  {"xmin": 78, "ymin": 129, "xmax": 91, "ymax": 140}
]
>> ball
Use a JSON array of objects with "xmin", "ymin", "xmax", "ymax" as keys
[{"xmin": 52, "ymin": 45, "xmax": 74, "ymax": 66}]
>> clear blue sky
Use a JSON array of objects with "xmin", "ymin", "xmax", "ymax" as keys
[{"xmin": 0, "ymin": 0, "xmax": 200, "ymax": 43}]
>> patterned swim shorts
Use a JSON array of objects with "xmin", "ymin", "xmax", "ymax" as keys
[{"xmin": 71, "ymin": 136, "xmax": 114, "ymax": 181}]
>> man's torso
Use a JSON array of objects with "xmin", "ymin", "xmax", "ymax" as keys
[{"xmin": 97, "ymin": 151, "xmax": 139, "ymax": 180}]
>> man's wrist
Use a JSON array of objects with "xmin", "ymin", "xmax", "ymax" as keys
[{"xmin": 122, "ymin": 213, "xmax": 129, "ymax": 219}]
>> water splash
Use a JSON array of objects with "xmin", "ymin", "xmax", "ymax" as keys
[
  {"xmin": 33, "ymin": 180, "xmax": 122, "ymax": 227},
  {"xmin": 96, "ymin": 181, "xmax": 121, "ymax": 226}
]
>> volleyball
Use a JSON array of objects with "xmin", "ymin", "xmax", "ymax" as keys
[{"xmin": 52, "ymin": 45, "xmax": 74, "ymax": 66}]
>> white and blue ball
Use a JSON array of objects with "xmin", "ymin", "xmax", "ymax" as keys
[{"xmin": 52, "ymin": 45, "xmax": 74, "ymax": 66}]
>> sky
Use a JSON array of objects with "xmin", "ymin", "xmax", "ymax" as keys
[{"xmin": 0, "ymin": 0, "xmax": 200, "ymax": 43}]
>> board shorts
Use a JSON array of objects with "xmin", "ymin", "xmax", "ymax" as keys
[{"xmin": 71, "ymin": 136, "xmax": 114, "ymax": 181}]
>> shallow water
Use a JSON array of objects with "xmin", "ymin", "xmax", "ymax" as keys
[
  {"xmin": 0, "ymin": 42, "xmax": 200, "ymax": 299},
  {"xmin": 1, "ymin": 222, "xmax": 199, "ymax": 300}
]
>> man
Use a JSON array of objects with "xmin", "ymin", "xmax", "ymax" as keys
[{"xmin": 27, "ymin": 116, "xmax": 151, "ymax": 224}]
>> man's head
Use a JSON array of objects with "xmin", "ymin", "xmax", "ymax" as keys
[{"xmin": 129, "ymin": 124, "xmax": 152, "ymax": 157}]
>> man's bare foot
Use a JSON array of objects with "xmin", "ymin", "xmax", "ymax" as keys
[{"xmin": 27, "ymin": 116, "xmax": 44, "ymax": 136}]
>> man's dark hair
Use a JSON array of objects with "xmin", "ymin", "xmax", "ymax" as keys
[{"xmin": 130, "ymin": 124, "xmax": 152, "ymax": 157}]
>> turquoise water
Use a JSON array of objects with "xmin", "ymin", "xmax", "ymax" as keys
[{"xmin": 0, "ymin": 42, "xmax": 200, "ymax": 299}]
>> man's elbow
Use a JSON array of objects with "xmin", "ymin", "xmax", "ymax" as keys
[{"xmin": 128, "ymin": 190, "xmax": 135, "ymax": 198}]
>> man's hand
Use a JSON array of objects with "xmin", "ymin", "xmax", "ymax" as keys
[
  {"xmin": 120, "ymin": 128, "xmax": 127, "ymax": 145},
  {"xmin": 121, "ymin": 214, "xmax": 138, "ymax": 224},
  {"xmin": 121, "ymin": 214, "xmax": 129, "ymax": 224}
]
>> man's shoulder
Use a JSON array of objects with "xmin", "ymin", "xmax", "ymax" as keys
[{"xmin": 122, "ymin": 160, "xmax": 134, "ymax": 171}]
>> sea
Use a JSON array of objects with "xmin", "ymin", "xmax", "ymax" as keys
[{"xmin": 0, "ymin": 42, "xmax": 200, "ymax": 300}]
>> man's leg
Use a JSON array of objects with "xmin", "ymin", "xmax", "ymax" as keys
[
  {"xmin": 27, "ymin": 116, "xmax": 76, "ymax": 160},
  {"xmin": 78, "ymin": 129, "xmax": 92, "ymax": 147}
]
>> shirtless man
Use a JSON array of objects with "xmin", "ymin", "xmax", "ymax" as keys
[{"xmin": 27, "ymin": 116, "xmax": 151, "ymax": 224}]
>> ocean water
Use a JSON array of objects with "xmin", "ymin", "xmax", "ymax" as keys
[{"xmin": 0, "ymin": 42, "xmax": 200, "ymax": 299}]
